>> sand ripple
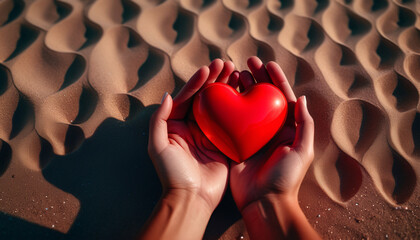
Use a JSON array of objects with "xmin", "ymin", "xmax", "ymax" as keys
[{"xmin": 0, "ymin": 0, "xmax": 419, "ymax": 237}]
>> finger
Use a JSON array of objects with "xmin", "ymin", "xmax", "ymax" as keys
[
  {"xmin": 292, "ymin": 96, "xmax": 314, "ymax": 161},
  {"xmin": 216, "ymin": 61, "xmax": 235, "ymax": 83},
  {"xmin": 247, "ymin": 56, "xmax": 270, "ymax": 83},
  {"xmin": 201, "ymin": 135, "xmax": 219, "ymax": 152},
  {"xmin": 170, "ymin": 66, "xmax": 210, "ymax": 119},
  {"xmin": 188, "ymin": 121, "xmax": 228, "ymax": 165},
  {"xmin": 228, "ymin": 71, "xmax": 240, "ymax": 89},
  {"xmin": 239, "ymin": 70, "xmax": 255, "ymax": 92},
  {"xmin": 149, "ymin": 93, "xmax": 173, "ymax": 154},
  {"xmin": 266, "ymin": 61, "xmax": 297, "ymax": 102},
  {"xmin": 206, "ymin": 58, "xmax": 224, "ymax": 84},
  {"xmin": 188, "ymin": 121, "xmax": 219, "ymax": 152}
]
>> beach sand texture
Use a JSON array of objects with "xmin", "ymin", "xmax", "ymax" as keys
[{"xmin": 0, "ymin": 0, "xmax": 419, "ymax": 239}]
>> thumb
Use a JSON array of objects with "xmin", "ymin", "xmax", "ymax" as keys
[
  {"xmin": 292, "ymin": 96, "xmax": 315, "ymax": 161},
  {"xmin": 149, "ymin": 92, "xmax": 173, "ymax": 155}
]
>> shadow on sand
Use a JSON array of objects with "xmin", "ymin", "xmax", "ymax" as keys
[{"xmin": 0, "ymin": 105, "xmax": 241, "ymax": 239}]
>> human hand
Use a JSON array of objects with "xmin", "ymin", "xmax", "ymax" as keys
[
  {"xmin": 142, "ymin": 59, "xmax": 238, "ymax": 239},
  {"xmin": 229, "ymin": 57, "xmax": 318, "ymax": 239},
  {"xmin": 230, "ymin": 56, "xmax": 314, "ymax": 209},
  {"xmin": 148, "ymin": 58, "xmax": 236, "ymax": 212}
]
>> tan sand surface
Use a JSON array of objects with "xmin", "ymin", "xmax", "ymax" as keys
[{"xmin": 0, "ymin": 0, "xmax": 419, "ymax": 239}]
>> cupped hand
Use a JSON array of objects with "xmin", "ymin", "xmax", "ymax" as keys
[
  {"xmin": 230, "ymin": 57, "xmax": 315, "ymax": 211},
  {"xmin": 148, "ymin": 59, "xmax": 237, "ymax": 212}
]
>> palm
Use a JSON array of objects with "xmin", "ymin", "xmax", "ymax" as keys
[{"xmin": 159, "ymin": 118, "xmax": 228, "ymax": 208}]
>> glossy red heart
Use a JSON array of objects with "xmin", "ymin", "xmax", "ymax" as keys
[{"xmin": 193, "ymin": 83, "xmax": 287, "ymax": 162}]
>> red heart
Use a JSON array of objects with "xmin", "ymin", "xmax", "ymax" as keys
[{"xmin": 193, "ymin": 83, "xmax": 287, "ymax": 163}]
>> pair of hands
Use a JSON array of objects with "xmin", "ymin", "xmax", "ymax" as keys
[{"xmin": 146, "ymin": 57, "xmax": 315, "ymax": 239}]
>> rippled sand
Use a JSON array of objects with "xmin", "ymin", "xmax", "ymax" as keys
[{"xmin": 0, "ymin": 0, "xmax": 419, "ymax": 239}]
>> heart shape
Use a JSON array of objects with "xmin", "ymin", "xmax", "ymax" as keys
[{"xmin": 193, "ymin": 83, "xmax": 287, "ymax": 162}]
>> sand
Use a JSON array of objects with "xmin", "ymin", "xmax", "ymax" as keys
[{"xmin": 0, "ymin": 0, "xmax": 419, "ymax": 239}]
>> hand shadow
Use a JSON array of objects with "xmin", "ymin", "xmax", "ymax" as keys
[
  {"xmin": 0, "ymin": 103, "xmax": 242, "ymax": 239},
  {"xmin": 41, "ymin": 105, "xmax": 161, "ymax": 239}
]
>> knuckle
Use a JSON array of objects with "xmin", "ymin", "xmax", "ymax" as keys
[
  {"xmin": 307, "ymin": 148, "xmax": 315, "ymax": 161},
  {"xmin": 296, "ymin": 145, "xmax": 314, "ymax": 162},
  {"xmin": 149, "ymin": 112, "xmax": 157, "ymax": 124},
  {"xmin": 306, "ymin": 116, "xmax": 315, "ymax": 126},
  {"xmin": 149, "ymin": 111, "xmax": 163, "ymax": 128},
  {"xmin": 267, "ymin": 61, "xmax": 277, "ymax": 67}
]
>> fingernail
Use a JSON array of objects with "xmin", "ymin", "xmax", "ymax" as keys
[
  {"xmin": 302, "ymin": 95, "xmax": 307, "ymax": 107},
  {"xmin": 161, "ymin": 92, "xmax": 168, "ymax": 104}
]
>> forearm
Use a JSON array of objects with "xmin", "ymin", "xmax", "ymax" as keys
[
  {"xmin": 241, "ymin": 194, "xmax": 321, "ymax": 240},
  {"xmin": 139, "ymin": 190, "xmax": 213, "ymax": 240}
]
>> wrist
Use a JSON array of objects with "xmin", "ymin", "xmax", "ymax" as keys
[
  {"xmin": 162, "ymin": 188, "xmax": 214, "ymax": 220},
  {"xmin": 141, "ymin": 189, "xmax": 214, "ymax": 240},
  {"xmin": 240, "ymin": 194, "xmax": 307, "ymax": 240},
  {"xmin": 241, "ymin": 193, "xmax": 299, "ymax": 223},
  {"xmin": 241, "ymin": 193, "xmax": 298, "ymax": 215}
]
